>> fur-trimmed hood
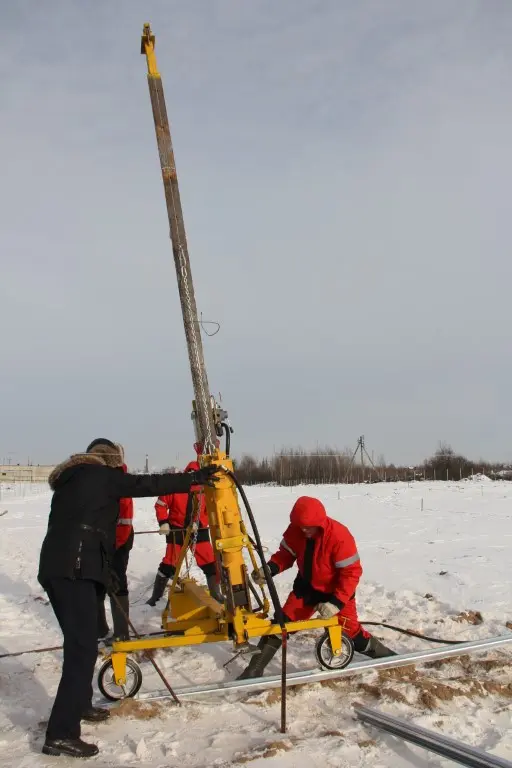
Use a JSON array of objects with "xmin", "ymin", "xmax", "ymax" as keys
[
  {"xmin": 49, "ymin": 443, "xmax": 124, "ymax": 490},
  {"xmin": 87, "ymin": 442, "xmax": 124, "ymax": 469},
  {"xmin": 49, "ymin": 454, "xmax": 105, "ymax": 490}
]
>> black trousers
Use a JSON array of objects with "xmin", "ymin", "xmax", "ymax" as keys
[
  {"xmin": 96, "ymin": 537, "xmax": 132, "ymax": 637},
  {"xmin": 45, "ymin": 578, "xmax": 99, "ymax": 740},
  {"xmin": 110, "ymin": 536, "xmax": 132, "ymax": 596}
]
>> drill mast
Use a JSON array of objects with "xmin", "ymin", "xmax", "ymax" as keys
[
  {"xmin": 140, "ymin": 23, "xmax": 216, "ymax": 455},
  {"xmin": 140, "ymin": 23, "xmax": 253, "ymax": 616}
]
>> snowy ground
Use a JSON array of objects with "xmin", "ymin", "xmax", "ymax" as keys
[{"xmin": 0, "ymin": 480, "xmax": 511, "ymax": 766}]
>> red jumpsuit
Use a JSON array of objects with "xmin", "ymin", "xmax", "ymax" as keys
[
  {"xmin": 97, "ymin": 464, "xmax": 134, "ymax": 639},
  {"xmin": 268, "ymin": 496, "xmax": 370, "ymax": 651},
  {"xmin": 116, "ymin": 494, "xmax": 133, "ymax": 548},
  {"xmin": 111, "ymin": 466, "xmax": 134, "ymax": 596},
  {"xmin": 155, "ymin": 461, "xmax": 216, "ymax": 580}
]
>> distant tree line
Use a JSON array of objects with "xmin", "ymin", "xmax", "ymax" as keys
[{"xmin": 232, "ymin": 443, "xmax": 512, "ymax": 486}]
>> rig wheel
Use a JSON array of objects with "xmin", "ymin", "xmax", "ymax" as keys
[
  {"xmin": 315, "ymin": 631, "xmax": 354, "ymax": 671},
  {"xmin": 97, "ymin": 657, "xmax": 142, "ymax": 701}
]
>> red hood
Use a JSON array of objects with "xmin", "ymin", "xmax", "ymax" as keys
[
  {"xmin": 290, "ymin": 496, "xmax": 327, "ymax": 528},
  {"xmin": 185, "ymin": 461, "xmax": 200, "ymax": 472},
  {"xmin": 122, "ymin": 463, "xmax": 128, "ymax": 473}
]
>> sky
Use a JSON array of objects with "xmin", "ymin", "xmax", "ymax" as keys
[{"xmin": 1, "ymin": 0, "xmax": 511, "ymax": 469}]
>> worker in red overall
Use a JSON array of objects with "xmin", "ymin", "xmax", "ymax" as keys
[
  {"xmin": 97, "ymin": 460, "xmax": 134, "ymax": 641},
  {"xmin": 146, "ymin": 461, "xmax": 222, "ymax": 605},
  {"xmin": 237, "ymin": 496, "xmax": 395, "ymax": 679}
]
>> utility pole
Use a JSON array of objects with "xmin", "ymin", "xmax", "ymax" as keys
[{"xmin": 344, "ymin": 435, "xmax": 383, "ymax": 483}]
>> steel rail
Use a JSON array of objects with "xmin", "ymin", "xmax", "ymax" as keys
[
  {"xmin": 133, "ymin": 633, "xmax": 512, "ymax": 702},
  {"xmin": 354, "ymin": 705, "xmax": 512, "ymax": 768}
]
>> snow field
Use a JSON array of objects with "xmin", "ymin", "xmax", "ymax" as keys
[{"xmin": 0, "ymin": 480, "xmax": 510, "ymax": 766}]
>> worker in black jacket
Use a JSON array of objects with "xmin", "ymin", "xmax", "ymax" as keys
[{"xmin": 38, "ymin": 438, "xmax": 218, "ymax": 760}]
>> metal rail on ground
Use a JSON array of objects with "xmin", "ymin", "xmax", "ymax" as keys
[
  {"xmin": 131, "ymin": 633, "xmax": 512, "ymax": 702},
  {"xmin": 354, "ymin": 704, "xmax": 512, "ymax": 768}
]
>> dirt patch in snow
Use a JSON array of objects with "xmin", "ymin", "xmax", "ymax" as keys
[
  {"xmin": 358, "ymin": 739, "xmax": 377, "ymax": 749},
  {"xmin": 319, "ymin": 729, "xmax": 345, "ymax": 738},
  {"xmin": 108, "ymin": 699, "xmax": 165, "ymax": 720},
  {"xmin": 418, "ymin": 677, "xmax": 512, "ymax": 709},
  {"xmin": 471, "ymin": 657, "xmax": 510, "ymax": 672},
  {"xmin": 377, "ymin": 652, "xmax": 512, "ymax": 710},
  {"xmin": 233, "ymin": 730, "xmax": 344, "ymax": 765},
  {"xmin": 357, "ymin": 682, "xmax": 381, "ymax": 699},
  {"xmin": 380, "ymin": 687, "xmax": 409, "ymax": 704},
  {"xmin": 315, "ymin": 651, "xmax": 512, "ymax": 713},
  {"xmin": 424, "ymin": 655, "xmax": 471, "ymax": 670},
  {"xmin": 234, "ymin": 739, "xmax": 295, "ymax": 763},
  {"xmin": 452, "ymin": 610, "xmax": 484, "ymax": 625},
  {"xmin": 245, "ymin": 651, "xmax": 512, "ymax": 717},
  {"xmin": 246, "ymin": 685, "xmax": 303, "ymax": 707},
  {"xmin": 377, "ymin": 664, "xmax": 418, "ymax": 680}
]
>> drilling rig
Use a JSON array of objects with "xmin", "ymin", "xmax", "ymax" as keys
[{"xmin": 97, "ymin": 23, "xmax": 351, "ymax": 731}]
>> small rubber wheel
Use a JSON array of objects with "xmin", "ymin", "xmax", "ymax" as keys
[
  {"xmin": 97, "ymin": 657, "xmax": 143, "ymax": 701},
  {"xmin": 315, "ymin": 631, "xmax": 354, "ymax": 671}
]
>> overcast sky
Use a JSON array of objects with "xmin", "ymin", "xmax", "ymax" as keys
[{"xmin": 1, "ymin": 1, "xmax": 511, "ymax": 469}]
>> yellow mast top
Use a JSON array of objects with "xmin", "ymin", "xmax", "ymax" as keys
[{"xmin": 141, "ymin": 22, "xmax": 160, "ymax": 77}]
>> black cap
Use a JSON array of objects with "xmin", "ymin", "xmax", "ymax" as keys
[{"xmin": 86, "ymin": 438, "xmax": 117, "ymax": 453}]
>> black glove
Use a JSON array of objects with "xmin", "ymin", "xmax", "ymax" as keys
[{"xmin": 190, "ymin": 465, "xmax": 220, "ymax": 487}]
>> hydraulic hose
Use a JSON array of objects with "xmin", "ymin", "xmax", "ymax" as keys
[
  {"xmin": 221, "ymin": 423, "xmax": 231, "ymax": 456},
  {"xmin": 226, "ymin": 469, "xmax": 288, "ymax": 732},
  {"xmin": 361, "ymin": 621, "xmax": 463, "ymax": 645},
  {"xmin": 226, "ymin": 470, "xmax": 285, "ymax": 626}
]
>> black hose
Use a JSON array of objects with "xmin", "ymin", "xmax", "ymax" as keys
[
  {"xmin": 221, "ymin": 423, "xmax": 231, "ymax": 456},
  {"xmin": 227, "ymin": 470, "xmax": 285, "ymax": 627},
  {"xmin": 0, "ymin": 645, "xmax": 63, "ymax": 659},
  {"xmin": 361, "ymin": 621, "xmax": 463, "ymax": 645},
  {"xmin": 227, "ymin": 469, "xmax": 288, "ymax": 732}
]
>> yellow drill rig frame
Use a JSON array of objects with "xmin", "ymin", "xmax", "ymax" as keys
[{"xmin": 97, "ymin": 25, "xmax": 350, "ymax": 720}]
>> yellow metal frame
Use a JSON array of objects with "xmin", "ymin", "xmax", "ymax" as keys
[
  {"xmin": 105, "ymin": 25, "xmax": 351, "ymax": 696},
  {"xmin": 105, "ymin": 609, "xmax": 343, "ymax": 688}
]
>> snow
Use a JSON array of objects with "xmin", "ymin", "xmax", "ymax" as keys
[
  {"xmin": 0, "ymin": 480, "xmax": 511, "ymax": 766},
  {"xmin": 461, "ymin": 472, "xmax": 493, "ymax": 483}
]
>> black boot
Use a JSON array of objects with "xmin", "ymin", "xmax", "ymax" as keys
[
  {"xmin": 362, "ymin": 636, "xmax": 396, "ymax": 659},
  {"xmin": 206, "ymin": 574, "xmax": 223, "ymax": 603},
  {"xmin": 146, "ymin": 572, "xmax": 169, "ymax": 606},
  {"xmin": 96, "ymin": 598, "xmax": 110, "ymax": 639},
  {"xmin": 110, "ymin": 594, "xmax": 130, "ymax": 640},
  {"xmin": 236, "ymin": 634, "xmax": 282, "ymax": 680},
  {"xmin": 42, "ymin": 738, "xmax": 99, "ymax": 758},
  {"xmin": 82, "ymin": 706, "xmax": 110, "ymax": 723}
]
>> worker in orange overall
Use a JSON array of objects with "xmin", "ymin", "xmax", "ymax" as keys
[
  {"xmin": 238, "ymin": 495, "xmax": 395, "ymax": 679},
  {"xmin": 146, "ymin": 460, "xmax": 222, "ymax": 605}
]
